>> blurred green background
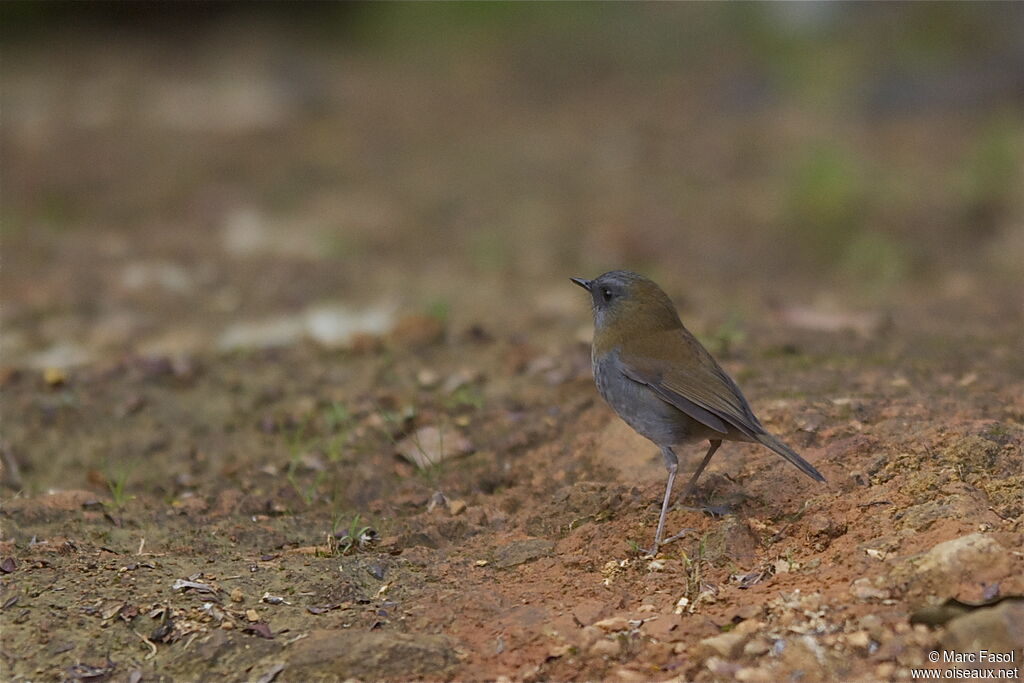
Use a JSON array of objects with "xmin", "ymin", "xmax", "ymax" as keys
[{"xmin": 2, "ymin": 3, "xmax": 1022, "ymax": 366}]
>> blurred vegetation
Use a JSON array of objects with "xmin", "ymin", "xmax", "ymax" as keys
[{"xmin": 3, "ymin": 2, "xmax": 1022, "ymax": 318}]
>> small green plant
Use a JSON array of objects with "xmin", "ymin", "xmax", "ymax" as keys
[
  {"xmin": 105, "ymin": 464, "xmax": 134, "ymax": 510},
  {"xmin": 283, "ymin": 417, "xmax": 326, "ymax": 506},
  {"xmin": 680, "ymin": 534, "xmax": 708, "ymax": 604},
  {"xmin": 840, "ymin": 231, "xmax": 907, "ymax": 297},
  {"xmin": 782, "ymin": 548, "xmax": 801, "ymax": 573},
  {"xmin": 786, "ymin": 142, "xmax": 866, "ymax": 261},
  {"xmin": 323, "ymin": 402, "xmax": 355, "ymax": 462},
  {"xmin": 703, "ymin": 315, "xmax": 746, "ymax": 357},
  {"xmin": 324, "ymin": 402, "xmax": 353, "ymax": 432},
  {"xmin": 288, "ymin": 468, "xmax": 326, "ymax": 506},
  {"xmin": 333, "ymin": 514, "xmax": 377, "ymax": 555},
  {"xmin": 443, "ymin": 385, "xmax": 484, "ymax": 412},
  {"xmin": 956, "ymin": 114, "xmax": 1023, "ymax": 222},
  {"xmin": 425, "ymin": 298, "xmax": 451, "ymax": 323}
]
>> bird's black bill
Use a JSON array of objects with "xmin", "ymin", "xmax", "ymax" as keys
[{"xmin": 571, "ymin": 277, "xmax": 592, "ymax": 291}]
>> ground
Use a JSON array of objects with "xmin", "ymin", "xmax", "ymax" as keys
[{"xmin": 2, "ymin": 7, "xmax": 1023, "ymax": 682}]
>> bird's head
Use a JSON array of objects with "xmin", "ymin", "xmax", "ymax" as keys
[{"xmin": 571, "ymin": 270, "xmax": 682, "ymax": 346}]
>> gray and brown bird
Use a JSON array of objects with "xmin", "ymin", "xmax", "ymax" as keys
[{"xmin": 572, "ymin": 270, "xmax": 826, "ymax": 555}]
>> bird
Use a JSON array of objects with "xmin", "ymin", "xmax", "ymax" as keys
[{"xmin": 572, "ymin": 270, "xmax": 826, "ymax": 555}]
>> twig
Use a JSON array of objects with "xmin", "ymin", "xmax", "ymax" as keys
[{"xmin": 132, "ymin": 629, "xmax": 157, "ymax": 660}]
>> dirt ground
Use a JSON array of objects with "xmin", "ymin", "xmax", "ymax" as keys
[{"xmin": 2, "ymin": 7, "xmax": 1024, "ymax": 682}]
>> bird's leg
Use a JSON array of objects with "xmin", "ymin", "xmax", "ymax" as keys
[
  {"xmin": 676, "ymin": 439, "xmax": 722, "ymax": 506},
  {"xmin": 643, "ymin": 447, "xmax": 692, "ymax": 557}
]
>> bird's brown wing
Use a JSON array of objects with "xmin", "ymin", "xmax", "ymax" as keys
[{"xmin": 616, "ymin": 328, "xmax": 762, "ymax": 439}]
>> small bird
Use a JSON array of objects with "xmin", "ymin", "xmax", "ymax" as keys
[{"xmin": 572, "ymin": 271, "xmax": 826, "ymax": 555}]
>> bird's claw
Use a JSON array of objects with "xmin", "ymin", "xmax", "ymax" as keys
[{"xmin": 641, "ymin": 528, "xmax": 695, "ymax": 558}]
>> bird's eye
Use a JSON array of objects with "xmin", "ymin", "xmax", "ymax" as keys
[{"xmin": 601, "ymin": 287, "xmax": 613, "ymax": 302}]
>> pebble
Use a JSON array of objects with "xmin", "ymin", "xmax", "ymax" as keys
[
  {"xmin": 743, "ymin": 638, "xmax": 771, "ymax": 657},
  {"xmin": 417, "ymin": 368, "xmax": 441, "ymax": 389},
  {"xmin": 589, "ymin": 638, "xmax": 620, "ymax": 656},
  {"xmin": 850, "ymin": 577, "xmax": 891, "ymax": 600},
  {"xmin": 846, "ymin": 630, "xmax": 872, "ymax": 650},
  {"xmin": 441, "ymin": 368, "xmax": 478, "ymax": 394},
  {"xmin": 593, "ymin": 616, "xmax": 630, "ymax": 632},
  {"xmin": 613, "ymin": 667, "xmax": 647, "ymax": 682},
  {"xmin": 698, "ymin": 630, "xmax": 748, "ymax": 659},
  {"xmin": 43, "ymin": 367, "xmax": 67, "ymax": 387},
  {"xmin": 735, "ymin": 666, "xmax": 775, "ymax": 683},
  {"xmin": 396, "ymin": 426, "xmax": 473, "ymax": 469},
  {"xmin": 390, "ymin": 314, "xmax": 445, "ymax": 349}
]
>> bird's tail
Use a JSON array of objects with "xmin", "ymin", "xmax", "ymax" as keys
[{"xmin": 754, "ymin": 432, "xmax": 826, "ymax": 483}]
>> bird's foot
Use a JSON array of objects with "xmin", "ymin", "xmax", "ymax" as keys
[{"xmin": 641, "ymin": 528, "xmax": 694, "ymax": 558}]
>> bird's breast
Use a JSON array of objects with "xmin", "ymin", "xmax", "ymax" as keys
[{"xmin": 592, "ymin": 348, "xmax": 705, "ymax": 447}]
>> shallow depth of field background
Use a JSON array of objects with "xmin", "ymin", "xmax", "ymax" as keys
[
  {"xmin": 2, "ymin": 6, "xmax": 1024, "ymax": 683},
  {"xmin": 3, "ymin": 3, "xmax": 1022, "ymax": 370}
]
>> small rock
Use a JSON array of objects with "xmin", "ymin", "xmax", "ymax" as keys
[
  {"xmin": 734, "ymin": 619, "xmax": 764, "ymax": 636},
  {"xmin": 493, "ymin": 539, "xmax": 555, "ymax": 569},
  {"xmin": 736, "ymin": 666, "xmax": 775, "ymax": 683},
  {"xmin": 218, "ymin": 316, "xmax": 305, "ymax": 350},
  {"xmin": 850, "ymin": 577, "xmax": 891, "ymax": 601},
  {"xmin": 941, "ymin": 599, "xmax": 1024, "ymax": 658},
  {"xmin": 774, "ymin": 559, "xmax": 793, "ymax": 574},
  {"xmin": 25, "ymin": 344, "xmax": 92, "ymax": 370},
  {"xmin": 441, "ymin": 368, "xmax": 479, "ymax": 394},
  {"xmin": 642, "ymin": 614, "xmax": 682, "ymax": 641},
  {"xmin": 593, "ymin": 616, "xmax": 631, "ymax": 632},
  {"xmin": 743, "ymin": 638, "xmax": 771, "ymax": 657},
  {"xmin": 897, "ymin": 496, "xmax": 981, "ymax": 532},
  {"xmin": 447, "ymin": 499, "xmax": 467, "ymax": 516},
  {"xmin": 305, "ymin": 304, "xmax": 394, "ymax": 348},
  {"xmin": 390, "ymin": 314, "xmax": 445, "ymax": 349},
  {"xmin": 613, "ymin": 667, "xmax": 647, "ymax": 682},
  {"xmin": 894, "ymin": 533, "xmax": 1010, "ymax": 597},
  {"xmin": 230, "ymin": 588, "xmax": 244, "ymax": 603},
  {"xmin": 572, "ymin": 600, "xmax": 609, "ymax": 627},
  {"xmin": 426, "ymin": 491, "xmax": 447, "ymax": 512},
  {"xmin": 396, "ymin": 426, "xmax": 473, "ymax": 469},
  {"xmin": 578, "ymin": 625, "xmax": 603, "ymax": 650},
  {"xmin": 704, "ymin": 516, "xmax": 759, "ymax": 565},
  {"xmin": 846, "ymin": 631, "xmax": 872, "ymax": 650},
  {"xmin": 348, "ymin": 332, "xmax": 383, "ymax": 354},
  {"xmin": 698, "ymin": 631, "xmax": 748, "ymax": 659},
  {"xmin": 705, "ymin": 656, "xmax": 740, "ymax": 676},
  {"xmin": 246, "ymin": 609, "xmax": 260, "ymax": 622},
  {"xmin": 43, "ymin": 367, "xmax": 67, "ymax": 387},
  {"xmin": 547, "ymin": 644, "xmax": 573, "ymax": 659},
  {"xmin": 417, "ymin": 369, "xmax": 441, "ymax": 389},
  {"xmin": 777, "ymin": 304, "xmax": 887, "ymax": 337},
  {"xmin": 589, "ymin": 638, "xmax": 620, "ymax": 656},
  {"xmin": 285, "ymin": 630, "xmax": 456, "ymax": 679},
  {"xmin": 858, "ymin": 614, "xmax": 885, "ymax": 638}
]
